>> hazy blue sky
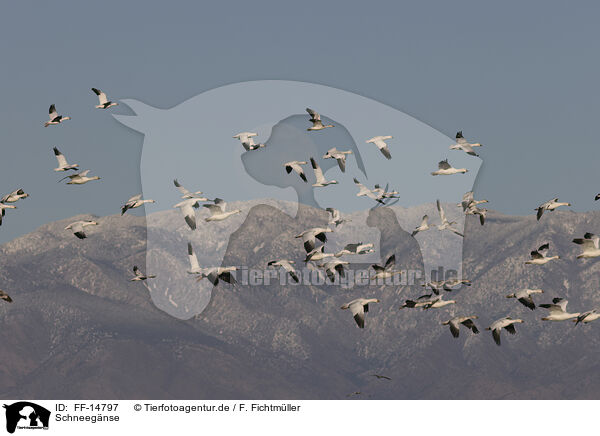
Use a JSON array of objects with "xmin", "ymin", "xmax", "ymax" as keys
[{"xmin": 1, "ymin": 1, "xmax": 599, "ymax": 242}]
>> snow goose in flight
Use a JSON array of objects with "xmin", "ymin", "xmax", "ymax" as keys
[
  {"xmin": 442, "ymin": 316, "xmax": 479, "ymax": 338},
  {"xmin": 371, "ymin": 374, "xmax": 391, "ymax": 380},
  {"xmin": 186, "ymin": 242, "xmax": 202, "ymax": 274},
  {"xmin": 365, "ymin": 136, "xmax": 393, "ymax": 160},
  {"xmin": 233, "ymin": 132, "xmax": 265, "ymax": 151},
  {"xmin": 65, "ymin": 220, "xmax": 98, "ymax": 239},
  {"xmin": 187, "ymin": 242, "xmax": 237, "ymax": 286},
  {"xmin": 400, "ymin": 293, "xmax": 436, "ymax": 309},
  {"xmin": 174, "ymin": 199, "xmax": 203, "ymax": 230},
  {"xmin": 574, "ymin": 310, "xmax": 600, "ymax": 325},
  {"xmin": 121, "ymin": 194, "xmax": 156, "ymax": 215},
  {"xmin": 58, "ymin": 170, "xmax": 101, "ymax": 185},
  {"xmin": 1, "ymin": 189, "xmax": 29, "ymax": 203},
  {"xmin": 535, "ymin": 198, "xmax": 571, "ymax": 221},
  {"xmin": 323, "ymin": 147, "xmax": 352, "ymax": 172},
  {"xmin": 130, "ymin": 265, "xmax": 156, "ymax": 281},
  {"xmin": 372, "ymin": 183, "xmax": 400, "ymax": 202},
  {"xmin": 525, "ymin": 243, "xmax": 559, "ymax": 265},
  {"xmin": 173, "ymin": 179, "xmax": 209, "ymax": 200},
  {"xmin": 486, "ymin": 317, "xmax": 524, "ymax": 346},
  {"xmin": 353, "ymin": 178, "xmax": 385, "ymax": 204},
  {"xmin": 411, "ymin": 215, "xmax": 430, "ymax": 237},
  {"xmin": 459, "ymin": 191, "xmax": 488, "ymax": 212},
  {"xmin": 335, "ymin": 242, "xmax": 374, "ymax": 257},
  {"xmin": 310, "ymin": 158, "xmax": 338, "ymax": 187},
  {"xmin": 91, "ymin": 88, "xmax": 118, "ymax": 109},
  {"xmin": 340, "ymin": 298, "xmax": 380, "ymax": 328},
  {"xmin": 506, "ymin": 288, "xmax": 544, "ymax": 310},
  {"xmin": 318, "ymin": 259, "xmax": 348, "ymax": 283},
  {"xmin": 539, "ymin": 298, "xmax": 580, "ymax": 321},
  {"xmin": 0, "ymin": 290, "xmax": 12, "ymax": 303},
  {"xmin": 0, "ymin": 203, "xmax": 16, "ymax": 226},
  {"xmin": 572, "ymin": 233, "xmax": 600, "ymax": 259},
  {"xmin": 371, "ymin": 254, "xmax": 401, "ymax": 281},
  {"xmin": 304, "ymin": 246, "xmax": 336, "ymax": 262},
  {"xmin": 466, "ymin": 204, "xmax": 487, "ymax": 225},
  {"xmin": 421, "ymin": 279, "xmax": 471, "ymax": 295},
  {"xmin": 44, "ymin": 104, "xmax": 71, "ymax": 127},
  {"xmin": 431, "ymin": 159, "xmax": 467, "ymax": 176},
  {"xmin": 326, "ymin": 207, "xmax": 350, "ymax": 228},
  {"xmin": 203, "ymin": 198, "xmax": 241, "ymax": 222},
  {"xmin": 422, "ymin": 295, "xmax": 457, "ymax": 310},
  {"xmin": 296, "ymin": 227, "xmax": 333, "ymax": 252},
  {"xmin": 306, "ymin": 108, "xmax": 334, "ymax": 131},
  {"xmin": 267, "ymin": 260, "xmax": 300, "ymax": 283},
  {"xmin": 595, "ymin": 194, "xmax": 600, "ymax": 201},
  {"xmin": 449, "ymin": 131, "xmax": 481, "ymax": 156},
  {"xmin": 436, "ymin": 200, "xmax": 464, "ymax": 237},
  {"xmin": 283, "ymin": 161, "xmax": 308, "ymax": 183},
  {"xmin": 53, "ymin": 147, "xmax": 79, "ymax": 172}
]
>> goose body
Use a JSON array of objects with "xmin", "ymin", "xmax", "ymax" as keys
[
  {"xmin": 65, "ymin": 220, "xmax": 98, "ymax": 239},
  {"xmin": 0, "ymin": 203, "xmax": 17, "ymax": 226},
  {"xmin": 411, "ymin": 215, "xmax": 430, "ymax": 237},
  {"xmin": 400, "ymin": 293, "xmax": 436, "ymax": 309},
  {"xmin": 574, "ymin": 310, "xmax": 600, "ymax": 325},
  {"xmin": 326, "ymin": 207, "xmax": 350, "ymax": 228},
  {"xmin": 203, "ymin": 198, "xmax": 241, "ymax": 222},
  {"xmin": 295, "ymin": 227, "xmax": 333, "ymax": 252},
  {"xmin": 535, "ymin": 198, "xmax": 571, "ymax": 221},
  {"xmin": 353, "ymin": 178, "xmax": 385, "ymax": 204},
  {"xmin": 486, "ymin": 317, "xmax": 524, "ymax": 346},
  {"xmin": 318, "ymin": 259, "xmax": 348, "ymax": 282},
  {"xmin": 335, "ymin": 242, "xmax": 374, "ymax": 257},
  {"xmin": 506, "ymin": 288, "xmax": 544, "ymax": 310},
  {"xmin": 442, "ymin": 315, "xmax": 479, "ymax": 338},
  {"xmin": 267, "ymin": 259, "xmax": 299, "ymax": 283},
  {"xmin": 53, "ymin": 147, "xmax": 79, "ymax": 171},
  {"xmin": 130, "ymin": 265, "xmax": 156, "ymax": 281},
  {"xmin": 323, "ymin": 147, "xmax": 352, "ymax": 172},
  {"xmin": 304, "ymin": 246, "xmax": 336, "ymax": 262},
  {"xmin": 306, "ymin": 108, "xmax": 334, "ymax": 131},
  {"xmin": 340, "ymin": 298, "xmax": 380, "ymax": 328},
  {"xmin": 466, "ymin": 204, "xmax": 487, "ymax": 225},
  {"xmin": 310, "ymin": 158, "xmax": 338, "ymax": 187},
  {"xmin": 449, "ymin": 131, "xmax": 481, "ymax": 156},
  {"xmin": 436, "ymin": 199, "xmax": 463, "ymax": 237},
  {"xmin": 187, "ymin": 242, "xmax": 237, "ymax": 285},
  {"xmin": 174, "ymin": 198, "xmax": 203, "ymax": 230},
  {"xmin": 233, "ymin": 132, "xmax": 265, "ymax": 151},
  {"xmin": 371, "ymin": 254, "xmax": 401, "ymax": 281},
  {"xmin": 121, "ymin": 194, "xmax": 155, "ymax": 215},
  {"xmin": 422, "ymin": 295, "xmax": 457, "ymax": 309},
  {"xmin": 0, "ymin": 290, "xmax": 13, "ymax": 303},
  {"xmin": 540, "ymin": 298, "xmax": 580, "ymax": 321},
  {"xmin": 1, "ymin": 189, "xmax": 29, "ymax": 203},
  {"xmin": 91, "ymin": 88, "xmax": 118, "ymax": 109},
  {"xmin": 459, "ymin": 191, "xmax": 488, "ymax": 211},
  {"xmin": 365, "ymin": 136, "xmax": 393, "ymax": 160},
  {"xmin": 572, "ymin": 233, "xmax": 600, "ymax": 258},
  {"xmin": 525, "ymin": 243, "xmax": 559, "ymax": 265},
  {"xmin": 173, "ymin": 179, "xmax": 209, "ymax": 200},
  {"xmin": 59, "ymin": 170, "xmax": 101, "ymax": 185},
  {"xmin": 431, "ymin": 159, "xmax": 467, "ymax": 176},
  {"xmin": 283, "ymin": 161, "xmax": 308, "ymax": 183},
  {"xmin": 44, "ymin": 104, "xmax": 71, "ymax": 127}
]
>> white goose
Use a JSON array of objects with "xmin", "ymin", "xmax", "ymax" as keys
[
  {"xmin": 353, "ymin": 178, "xmax": 385, "ymax": 204},
  {"xmin": 422, "ymin": 295, "xmax": 457, "ymax": 310},
  {"xmin": 449, "ymin": 131, "xmax": 481, "ymax": 156},
  {"xmin": 411, "ymin": 215, "xmax": 430, "ymax": 237},
  {"xmin": 130, "ymin": 265, "xmax": 156, "ymax": 281},
  {"xmin": 335, "ymin": 242, "xmax": 374, "ymax": 257},
  {"xmin": 267, "ymin": 259, "xmax": 299, "ymax": 283},
  {"xmin": 304, "ymin": 246, "xmax": 336, "ymax": 262},
  {"xmin": 525, "ymin": 243, "xmax": 559, "ymax": 265},
  {"xmin": 1, "ymin": 189, "xmax": 29, "ymax": 203},
  {"xmin": 65, "ymin": 220, "xmax": 98, "ymax": 239},
  {"xmin": 466, "ymin": 204, "xmax": 487, "ymax": 225},
  {"xmin": 400, "ymin": 293, "xmax": 437, "ymax": 309},
  {"xmin": 436, "ymin": 200, "xmax": 464, "ymax": 237},
  {"xmin": 203, "ymin": 198, "xmax": 241, "ymax": 222},
  {"xmin": 535, "ymin": 198, "xmax": 571, "ymax": 221},
  {"xmin": 295, "ymin": 227, "xmax": 333, "ymax": 252},
  {"xmin": 323, "ymin": 147, "xmax": 352, "ymax": 172},
  {"xmin": 431, "ymin": 159, "xmax": 468, "ymax": 176},
  {"xmin": 326, "ymin": 207, "xmax": 350, "ymax": 228},
  {"xmin": 283, "ymin": 161, "xmax": 308, "ymax": 183},
  {"xmin": 58, "ymin": 170, "xmax": 101, "ymax": 185},
  {"xmin": 340, "ymin": 298, "xmax": 380, "ymax": 328},
  {"xmin": 187, "ymin": 242, "xmax": 237, "ymax": 286},
  {"xmin": 173, "ymin": 179, "xmax": 209, "ymax": 200},
  {"xmin": 572, "ymin": 233, "xmax": 600, "ymax": 259},
  {"xmin": 318, "ymin": 259, "xmax": 348, "ymax": 283},
  {"xmin": 53, "ymin": 147, "xmax": 79, "ymax": 172},
  {"xmin": 174, "ymin": 198, "xmax": 203, "ymax": 230},
  {"xmin": 310, "ymin": 157, "xmax": 338, "ymax": 187},
  {"xmin": 91, "ymin": 88, "xmax": 118, "ymax": 109},
  {"xmin": 306, "ymin": 108, "xmax": 334, "ymax": 131},
  {"xmin": 365, "ymin": 136, "xmax": 393, "ymax": 160},
  {"xmin": 442, "ymin": 316, "xmax": 479, "ymax": 338},
  {"xmin": 506, "ymin": 288, "xmax": 544, "ymax": 310},
  {"xmin": 371, "ymin": 254, "xmax": 402, "ymax": 281},
  {"xmin": 486, "ymin": 317, "xmax": 524, "ymax": 346},
  {"xmin": 540, "ymin": 298, "xmax": 580, "ymax": 322},
  {"xmin": 233, "ymin": 132, "xmax": 265, "ymax": 151},
  {"xmin": 459, "ymin": 191, "xmax": 488, "ymax": 212},
  {"xmin": 44, "ymin": 104, "xmax": 71, "ymax": 127},
  {"xmin": 0, "ymin": 203, "xmax": 17, "ymax": 226},
  {"xmin": 121, "ymin": 194, "xmax": 155, "ymax": 215},
  {"xmin": 574, "ymin": 310, "xmax": 600, "ymax": 325}
]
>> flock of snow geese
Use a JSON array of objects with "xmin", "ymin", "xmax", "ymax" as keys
[{"xmin": 0, "ymin": 96, "xmax": 599, "ymax": 347}]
